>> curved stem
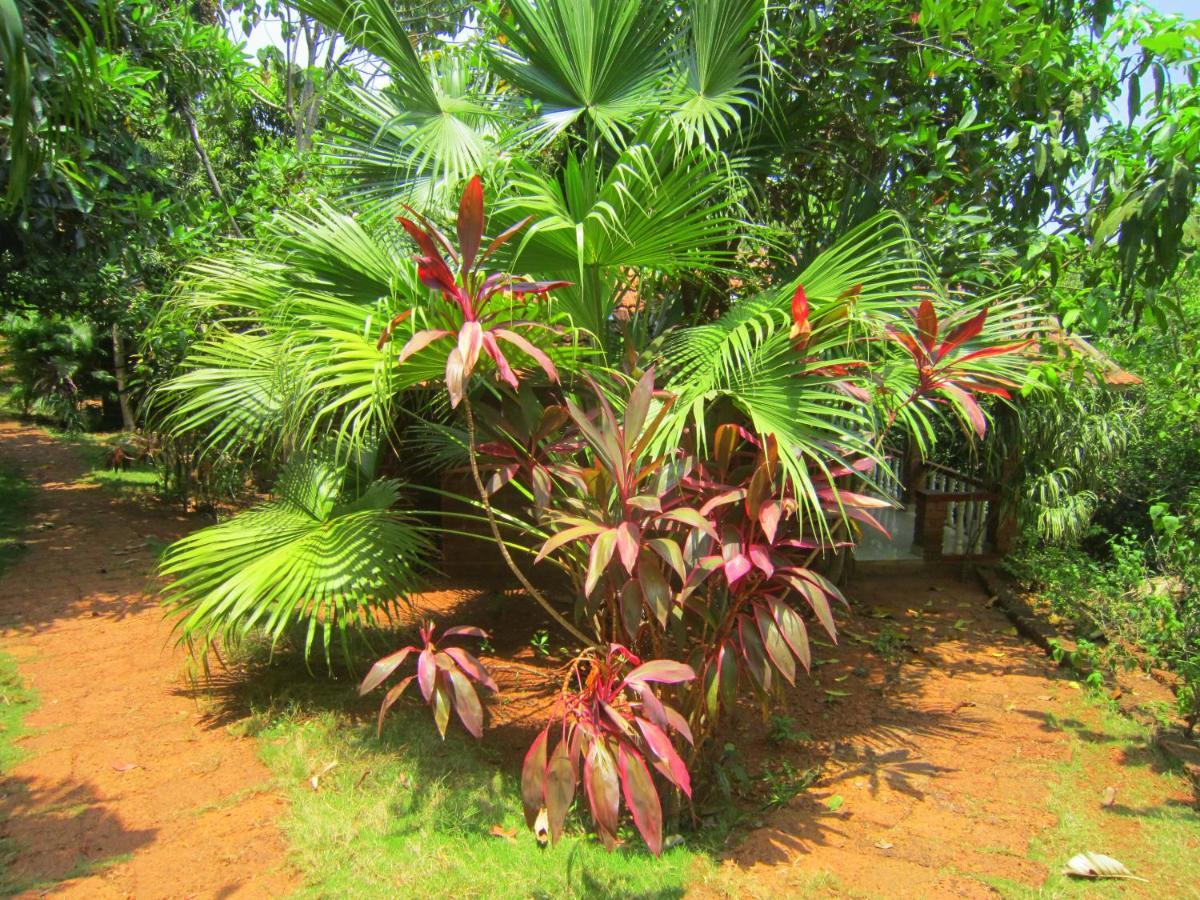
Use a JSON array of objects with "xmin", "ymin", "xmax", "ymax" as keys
[{"xmin": 462, "ymin": 394, "xmax": 591, "ymax": 646}]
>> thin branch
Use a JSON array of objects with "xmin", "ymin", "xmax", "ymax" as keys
[{"xmin": 462, "ymin": 394, "xmax": 591, "ymax": 646}]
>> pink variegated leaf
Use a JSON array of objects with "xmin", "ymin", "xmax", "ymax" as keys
[
  {"xmin": 815, "ymin": 487, "xmax": 892, "ymax": 509},
  {"xmin": 662, "ymin": 703, "xmax": 693, "ymax": 745},
  {"xmin": 376, "ymin": 674, "xmax": 415, "ymax": 736},
  {"xmin": 748, "ymin": 544, "xmax": 774, "ymax": 578},
  {"xmin": 623, "ymin": 659, "xmax": 696, "ymax": 687},
  {"xmin": 416, "ymin": 648, "xmax": 436, "ymax": 701},
  {"xmin": 635, "ymin": 718, "xmax": 691, "ymax": 797},
  {"xmin": 646, "ymin": 537, "xmax": 685, "ymax": 580},
  {"xmin": 602, "ymin": 702, "xmax": 637, "ymax": 740},
  {"xmin": 585, "ymin": 740, "xmax": 621, "ymax": 847},
  {"xmin": 636, "ymin": 682, "xmax": 668, "ymax": 733},
  {"xmin": 444, "ymin": 646, "xmax": 497, "ymax": 692},
  {"xmin": 585, "ymin": 528, "xmax": 618, "ymax": 597},
  {"xmin": 699, "ymin": 488, "xmax": 746, "ymax": 517},
  {"xmin": 507, "ymin": 280, "xmax": 572, "ymax": 297},
  {"xmin": 397, "ymin": 328, "xmax": 452, "ymax": 365},
  {"xmin": 521, "ymin": 727, "xmax": 549, "ymax": 829},
  {"xmin": 442, "ymin": 625, "xmax": 489, "ymax": 639},
  {"xmin": 446, "ymin": 667, "xmax": 484, "ymax": 738},
  {"xmin": 755, "ymin": 603, "xmax": 796, "ymax": 685},
  {"xmin": 618, "ymin": 744, "xmax": 663, "ymax": 855},
  {"xmin": 535, "ymin": 522, "xmax": 607, "ymax": 564},
  {"xmin": 637, "ymin": 555, "xmax": 672, "ymax": 627},
  {"xmin": 445, "ymin": 347, "xmax": 466, "ymax": 408},
  {"xmin": 493, "ymin": 328, "xmax": 560, "ymax": 383},
  {"xmin": 615, "ymin": 521, "xmax": 640, "ymax": 574},
  {"xmin": 941, "ymin": 382, "xmax": 987, "ymax": 437},
  {"xmin": 769, "ymin": 595, "xmax": 811, "ymax": 673},
  {"xmin": 758, "ymin": 499, "xmax": 781, "ymax": 543},
  {"xmin": 458, "ymin": 321, "xmax": 484, "ymax": 374},
  {"xmin": 486, "ymin": 462, "xmax": 519, "ymax": 495},
  {"xmin": 546, "ymin": 738, "xmax": 575, "ymax": 844},
  {"xmin": 657, "ymin": 507, "xmax": 720, "ymax": 541},
  {"xmin": 359, "ymin": 645, "xmax": 415, "ymax": 696},
  {"xmin": 481, "ymin": 332, "xmax": 520, "ymax": 389}
]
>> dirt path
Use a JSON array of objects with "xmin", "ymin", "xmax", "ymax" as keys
[
  {"xmin": 0, "ymin": 421, "xmax": 295, "ymax": 898},
  {"xmin": 699, "ymin": 569, "xmax": 1192, "ymax": 898}
]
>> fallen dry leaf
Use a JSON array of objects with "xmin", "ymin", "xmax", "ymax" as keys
[
  {"xmin": 309, "ymin": 760, "xmax": 337, "ymax": 791},
  {"xmin": 1062, "ymin": 852, "xmax": 1147, "ymax": 881},
  {"xmin": 490, "ymin": 824, "xmax": 518, "ymax": 843},
  {"xmin": 111, "ymin": 762, "xmax": 140, "ymax": 772},
  {"xmin": 874, "ymin": 839, "xmax": 894, "ymax": 850}
]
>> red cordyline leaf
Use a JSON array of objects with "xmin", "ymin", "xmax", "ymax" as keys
[
  {"xmin": 936, "ymin": 308, "xmax": 987, "ymax": 359},
  {"xmin": 521, "ymin": 728, "xmax": 549, "ymax": 830},
  {"xmin": 546, "ymin": 739, "xmax": 575, "ymax": 843},
  {"xmin": 395, "ymin": 177, "xmax": 569, "ymax": 402},
  {"xmin": 618, "ymin": 744, "xmax": 663, "ymax": 855},
  {"xmin": 912, "ymin": 298, "xmax": 938, "ymax": 350},
  {"xmin": 361, "ymin": 623, "xmax": 495, "ymax": 740},
  {"xmin": 623, "ymin": 660, "xmax": 696, "ymax": 686},
  {"xmin": 940, "ymin": 382, "xmax": 987, "ymax": 437},
  {"xmin": 585, "ymin": 739, "xmax": 621, "ymax": 847}
]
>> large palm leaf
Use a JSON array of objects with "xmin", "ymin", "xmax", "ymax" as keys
[
  {"xmin": 497, "ymin": 141, "xmax": 751, "ymax": 341},
  {"xmin": 487, "ymin": 0, "xmax": 674, "ymax": 149},
  {"xmin": 160, "ymin": 454, "xmax": 431, "ymax": 663},
  {"xmin": 670, "ymin": 0, "xmax": 766, "ymax": 147}
]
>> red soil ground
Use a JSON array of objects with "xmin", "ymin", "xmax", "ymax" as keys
[
  {"xmin": 0, "ymin": 421, "xmax": 295, "ymax": 898},
  {"xmin": 0, "ymin": 419, "xmax": 1190, "ymax": 898}
]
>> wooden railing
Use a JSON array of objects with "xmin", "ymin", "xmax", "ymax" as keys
[{"xmin": 911, "ymin": 463, "xmax": 1004, "ymax": 561}]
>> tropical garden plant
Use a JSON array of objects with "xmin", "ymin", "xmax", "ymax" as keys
[{"xmin": 126, "ymin": 0, "xmax": 1200, "ymax": 858}]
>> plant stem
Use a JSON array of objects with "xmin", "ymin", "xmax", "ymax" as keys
[{"xmin": 462, "ymin": 394, "xmax": 591, "ymax": 646}]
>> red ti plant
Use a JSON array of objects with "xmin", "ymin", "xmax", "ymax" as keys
[
  {"xmin": 883, "ymin": 299, "xmax": 1031, "ymax": 437},
  {"xmin": 521, "ymin": 645, "xmax": 695, "ymax": 855},
  {"xmin": 359, "ymin": 622, "xmax": 497, "ymax": 739},
  {"xmin": 526, "ymin": 374, "xmax": 855, "ymax": 734},
  {"xmin": 394, "ymin": 176, "xmax": 570, "ymax": 407}
]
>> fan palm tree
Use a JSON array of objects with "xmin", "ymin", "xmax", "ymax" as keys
[{"xmin": 152, "ymin": 0, "xmax": 1042, "ymax": 662}]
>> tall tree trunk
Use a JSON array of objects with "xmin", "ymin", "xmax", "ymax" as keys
[
  {"xmin": 180, "ymin": 99, "xmax": 244, "ymax": 239},
  {"xmin": 111, "ymin": 322, "xmax": 135, "ymax": 431}
]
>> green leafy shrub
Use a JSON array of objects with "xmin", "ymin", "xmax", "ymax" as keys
[{"xmin": 0, "ymin": 311, "xmax": 116, "ymax": 429}]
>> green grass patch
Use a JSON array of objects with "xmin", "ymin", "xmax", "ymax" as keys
[
  {"xmin": 0, "ymin": 460, "xmax": 34, "ymax": 576},
  {"xmin": 994, "ymin": 692, "xmax": 1198, "ymax": 898},
  {"xmin": 45, "ymin": 429, "xmax": 158, "ymax": 497},
  {"xmin": 0, "ymin": 460, "xmax": 39, "ymax": 892},
  {"xmin": 232, "ymin": 657, "xmax": 710, "ymax": 899}
]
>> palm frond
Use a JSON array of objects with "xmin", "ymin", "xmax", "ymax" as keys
[
  {"xmin": 498, "ymin": 141, "xmax": 749, "ymax": 339},
  {"xmin": 670, "ymin": 0, "xmax": 766, "ymax": 147},
  {"xmin": 487, "ymin": 0, "xmax": 674, "ymax": 148},
  {"xmin": 323, "ymin": 61, "xmax": 503, "ymax": 206},
  {"xmin": 160, "ymin": 454, "xmax": 431, "ymax": 665}
]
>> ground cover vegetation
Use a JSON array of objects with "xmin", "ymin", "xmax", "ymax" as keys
[{"xmin": 2, "ymin": 0, "xmax": 1198, "ymax": 869}]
